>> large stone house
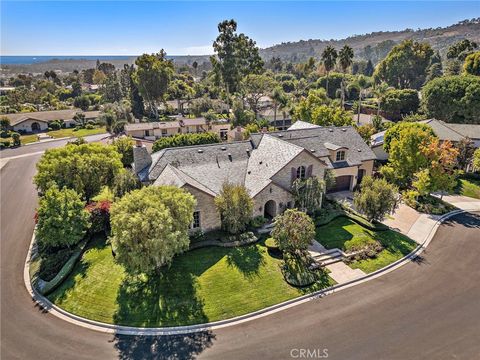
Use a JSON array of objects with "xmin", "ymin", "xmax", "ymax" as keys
[{"xmin": 133, "ymin": 121, "xmax": 376, "ymax": 232}]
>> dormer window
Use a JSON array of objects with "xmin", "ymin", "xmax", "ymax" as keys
[
  {"xmin": 296, "ymin": 166, "xmax": 306, "ymax": 179},
  {"xmin": 336, "ymin": 150, "xmax": 345, "ymax": 162}
]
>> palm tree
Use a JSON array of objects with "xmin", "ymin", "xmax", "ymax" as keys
[
  {"xmin": 321, "ymin": 46, "xmax": 338, "ymax": 97},
  {"xmin": 355, "ymin": 75, "xmax": 370, "ymax": 125},
  {"xmin": 338, "ymin": 45, "xmax": 354, "ymax": 108},
  {"xmin": 372, "ymin": 82, "xmax": 391, "ymax": 121}
]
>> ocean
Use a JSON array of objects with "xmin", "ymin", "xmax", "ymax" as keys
[{"xmin": 0, "ymin": 56, "xmax": 137, "ymax": 65}]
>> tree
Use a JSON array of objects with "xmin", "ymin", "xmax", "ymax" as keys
[
  {"xmin": 271, "ymin": 86, "xmax": 289, "ymax": 127},
  {"xmin": 447, "ymin": 39, "xmax": 478, "ymax": 61},
  {"xmin": 99, "ymin": 110, "xmax": 127, "ymax": 136},
  {"xmin": 356, "ymin": 124, "xmax": 375, "ymax": 145},
  {"xmin": 152, "ymin": 132, "xmax": 221, "ymax": 153},
  {"xmin": 0, "ymin": 117, "xmax": 10, "ymax": 131},
  {"xmin": 338, "ymin": 45, "xmax": 354, "ymax": 107},
  {"xmin": 73, "ymin": 112, "xmax": 86, "ymax": 127},
  {"xmin": 241, "ymin": 73, "xmax": 275, "ymax": 117},
  {"xmin": 168, "ymin": 78, "xmax": 194, "ymax": 114},
  {"xmin": 374, "ymin": 40, "xmax": 434, "ymax": 89},
  {"xmin": 381, "ymin": 123, "xmax": 436, "ymax": 187},
  {"xmin": 34, "ymin": 143, "xmax": 123, "ymax": 201},
  {"xmin": 373, "ymin": 82, "xmax": 392, "ymax": 119},
  {"xmin": 11, "ymin": 132, "xmax": 21, "ymax": 147},
  {"xmin": 271, "ymin": 209, "xmax": 315, "ymax": 254},
  {"xmin": 321, "ymin": 46, "xmax": 338, "ymax": 97},
  {"xmin": 310, "ymin": 105, "xmax": 354, "ymax": 127},
  {"xmin": 463, "ymin": 52, "xmax": 480, "ymax": 76},
  {"xmin": 293, "ymin": 88, "xmax": 329, "ymax": 123},
  {"xmin": 456, "ymin": 137, "xmax": 476, "ymax": 171},
  {"xmin": 73, "ymin": 95, "xmax": 91, "ymax": 111},
  {"xmin": 425, "ymin": 62, "xmax": 443, "ymax": 83},
  {"xmin": 112, "ymin": 168, "xmax": 141, "ymax": 198},
  {"xmin": 212, "ymin": 19, "xmax": 264, "ymax": 97},
  {"xmin": 421, "ymin": 75, "xmax": 480, "ymax": 124},
  {"xmin": 192, "ymin": 61, "xmax": 198, "ymax": 76},
  {"xmin": 353, "ymin": 176, "xmax": 398, "ymax": 222},
  {"xmin": 354, "ymin": 75, "xmax": 371, "ymax": 124},
  {"xmin": 35, "ymin": 186, "xmax": 90, "ymax": 248},
  {"xmin": 291, "ymin": 177, "xmax": 325, "ymax": 214},
  {"xmin": 413, "ymin": 139, "xmax": 459, "ymax": 198},
  {"xmin": 133, "ymin": 50, "xmax": 174, "ymax": 119},
  {"xmin": 93, "ymin": 70, "xmax": 106, "ymax": 84},
  {"xmin": 473, "ymin": 148, "xmax": 480, "ymax": 171},
  {"xmin": 97, "ymin": 62, "xmax": 115, "ymax": 75},
  {"xmin": 110, "ymin": 186, "xmax": 196, "ymax": 274},
  {"xmin": 381, "ymin": 89, "xmax": 420, "ymax": 118},
  {"xmin": 113, "ymin": 136, "xmax": 134, "ymax": 167},
  {"xmin": 101, "ymin": 73, "xmax": 123, "ymax": 103},
  {"xmin": 214, "ymin": 182, "xmax": 253, "ymax": 235}
]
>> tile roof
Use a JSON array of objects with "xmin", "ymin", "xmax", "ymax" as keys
[
  {"xmin": 441, "ymin": 123, "xmax": 480, "ymax": 140},
  {"xmin": 421, "ymin": 119, "xmax": 465, "ymax": 142},
  {"xmin": 3, "ymin": 110, "xmax": 100, "ymax": 126},
  {"xmin": 244, "ymin": 134, "xmax": 304, "ymax": 196},
  {"xmin": 251, "ymin": 126, "xmax": 376, "ymax": 167}
]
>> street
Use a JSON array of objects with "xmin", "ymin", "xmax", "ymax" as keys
[{"xmin": 1, "ymin": 138, "xmax": 479, "ymax": 360}]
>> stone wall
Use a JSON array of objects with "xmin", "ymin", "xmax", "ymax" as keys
[
  {"xmin": 184, "ymin": 184, "xmax": 221, "ymax": 232},
  {"xmin": 252, "ymin": 182, "xmax": 294, "ymax": 218}
]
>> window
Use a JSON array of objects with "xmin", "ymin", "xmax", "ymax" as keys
[
  {"xmin": 161, "ymin": 129, "xmax": 168, "ymax": 136},
  {"xmin": 296, "ymin": 166, "xmax": 306, "ymax": 179},
  {"xmin": 220, "ymin": 129, "xmax": 228, "ymax": 141},
  {"xmin": 191, "ymin": 211, "xmax": 201, "ymax": 229},
  {"xmin": 145, "ymin": 130, "xmax": 151, "ymax": 137},
  {"xmin": 336, "ymin": 150, "xmax": 345, "ymax": 162}
]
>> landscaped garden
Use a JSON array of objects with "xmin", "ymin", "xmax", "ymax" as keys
[
  {"xmin": 455, "ymin": 177, "xmax": 480, "ymax": 199},
  {"xmin": 47, "ymin": 235, "xmax": 334, "ymax": 327},
  {"xmin": 315, "ymin": 216, "xmax": 417, "ymax": 273}
]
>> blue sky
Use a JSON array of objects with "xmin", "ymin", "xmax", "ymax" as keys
[{"xmin": 1, "ymin": 1, "xmax": 478, "ymax": 55}]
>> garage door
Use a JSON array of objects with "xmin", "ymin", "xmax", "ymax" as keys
[{"xmin": 327, "ymin": 175, "xmax": 352, "ymax": 193}]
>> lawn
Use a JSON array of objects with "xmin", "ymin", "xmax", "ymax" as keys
[
  {"xmin": 47, "ymin": 126, "xmax": 107, "ymax": 139},
  {"xmin": 456, "ymin": 178, "xmax": 480, "ymax": 199},
  {"xmin": 47, "ymin": 236, "xmax": 334, "ymax": 327},
  {"xmin": 315, "ymin": 217, "xmax": 417, "ymax": 273},
  {"xmin": 0, "ymin": 134, "xmax": 38, "ymax": 146}
]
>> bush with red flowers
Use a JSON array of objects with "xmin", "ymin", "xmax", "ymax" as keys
[{"xmin": 86, "ymin": 200, "xmax": 112, "ymax": 234}]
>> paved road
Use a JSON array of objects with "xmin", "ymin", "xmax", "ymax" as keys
[{"xmin": 1, "ymin": 140, "xmax": 480, "ymax": 359}]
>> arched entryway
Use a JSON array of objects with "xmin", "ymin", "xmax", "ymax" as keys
[
  {"xmin": 264, "ymin": 200, "xmax": 277, "ymax": 219},
  {"xmin": 31, "ymin": 122, "xmax": 41, "ymax": 132}
]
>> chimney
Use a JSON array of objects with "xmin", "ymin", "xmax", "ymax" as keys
[{"xmin": 133, "ymin": 141, "xmax": 152, "ymax": 173}]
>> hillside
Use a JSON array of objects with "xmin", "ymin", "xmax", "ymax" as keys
[{"xmin": 260, "ymin": 18, "xmax": 480, "ymax": 63}]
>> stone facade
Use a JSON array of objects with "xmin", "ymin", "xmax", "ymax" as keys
[{"xmin": 184, "ymin": 184, "xmax": 221, "ymax": 232}]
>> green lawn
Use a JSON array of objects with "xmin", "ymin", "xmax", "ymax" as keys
[
  {"xmin": 47, "ymin": 126, "xmax": 107, "ymax": 139},
  {"xmin": 456, "ymin": 178, "xmax": 480, "ymax": 199},
  {"xmin": 0, "ymin": 134, "xmax": 38, "ymax": 145},
  {"xmin": 47, "ymin": 236, "xmax": 334, "ymax": 327},
  {"xmin": 316, "ymin": 217, "xmax": 417, "ymax": 273}
]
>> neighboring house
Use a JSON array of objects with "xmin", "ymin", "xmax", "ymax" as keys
[
  {"xmin": 132, "ymin": 121, "xmax": 375, "ymax": 232},
  {"xmin": 3, "ymin": 109, "xmax": 100, "ymax": 133},
  {"xmin": 371, "ymin": 119, "xmax": 480, "ymax": 162},
  {"xmin": 125, "ymin": 117, "xmax": 240, "ymax": 142}
]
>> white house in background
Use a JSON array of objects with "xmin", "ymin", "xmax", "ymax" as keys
[
  {"xmin": 371, "ymin": 119, "xmax": 480, "ymax": 162},
  {"xmin": 132, "ymin": 120, "xmax": 376, "ymax": 232},
  {"xmin": 3, "ymin": 109, "xmax": 100, "ymax": 133}
]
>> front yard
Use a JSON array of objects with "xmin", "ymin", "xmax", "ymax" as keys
[
  {"xmin": 456, "ymin": 178, "xmax": 480, "ymax": 199},
  {"xmin": 47, "ymin": 236, "xmax": 334, "ymax": 327},
  {"xmin": 47, "ymin": 126, "xmax": 107, "ymax": 139},
  {"xmin": 316, "ymin": 217, "xmax": 417, "ymax": 273}
]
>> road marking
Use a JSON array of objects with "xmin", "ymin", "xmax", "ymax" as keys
[{"xmin": 1, "ymin": 151, "xmax": 45, "ymax": 161}]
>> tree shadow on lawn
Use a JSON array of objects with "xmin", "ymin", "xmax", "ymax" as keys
[
  {"xmin": 225, "ymin": 245, "xmax": 265, "ymax": 278},
  {"xmin": 315, "ymin": 219, "xmax": 354, "ymax": 250},
  {"xmin": 371, "ymin": 230, "xmax": 416, "ymax": 256},
  {"xmin": 113, "ymin": 248, "xmax": 225, "ymax": 327},
  {"xmin": 113, "ymin": 331, "xmax": 216, "ymax": 360}
]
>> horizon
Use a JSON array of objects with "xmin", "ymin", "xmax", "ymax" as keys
[{"xmin": 1, "ymin": 1, "xmax": 478, "ymax": 56}]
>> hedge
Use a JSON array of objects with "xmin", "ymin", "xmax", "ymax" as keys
[{"xmin": 34, "ymin": 239, "xmax": 88, "ymax": 295}]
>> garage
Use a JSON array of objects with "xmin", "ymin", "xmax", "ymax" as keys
[{"xmin": 327, "ymin": 175, "xmax": 352, "ymax": 193}]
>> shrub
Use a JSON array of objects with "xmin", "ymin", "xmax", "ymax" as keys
[
  {"xmin": 1, "ymin": 140, "xmax": 10, "ymax": 148},
  {"xmin": 85, "ymin": 124, "xmax": 95, "ymax": 130},
  {"xmin": 0, "ymin": 130, "xmax": 10, "ymax": 138},
  {"xmin": 11, "ymin": 132, "xmax": 21, "ymax": 147},
  {"xmin": 190, "ymin": 229, "xmax": 205, "ymax": 243},
  {"xmin": 344, "ymin": 237, "xmax": 383, "ymax": 259},
  {"xmin": 224, "ymin": 231, "xmax": 258, "ymax": 244},
  {"xmin": 265, "ymin": 237, "xmax": 278, "ymax": 250},
  {"xmin": 49, "ymin": 121, "xmax": 62, "ymax": 130},
  {"xmin": 152, "ymin": 132, "xmax": 221, "ymax": 153},
  {"xmin": 86, "ymin": 200, "xmax": 112, "ymax": 234},
  {"xmin": 87, "ymin": 119, "xmax": 97, "ymax": 126},
  {"xmin": 250, "ymin": 215, "xmax": 267, "ymax": 228}
]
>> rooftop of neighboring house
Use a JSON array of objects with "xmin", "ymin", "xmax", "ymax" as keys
[
  {"xmin": 3, "ymin": 109, "xmax": 100, "ymax": 126},
  {"xmin": 371, "ymin": 119, "xmax": 480, "ymax": 147},
  {"xmin": 138, "ymin": 122, "xmax": 375, "ymax": 197},
  {"xmin": 125, "ymin": 117, "xmax": 208, "ymax": 131}
]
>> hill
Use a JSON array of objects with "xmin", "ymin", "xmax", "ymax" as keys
[{"xmin": 260, "ymin": 18, "xmax": 480, "ymax": 63}]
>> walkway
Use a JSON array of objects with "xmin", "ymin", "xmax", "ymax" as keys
[{"xmin": 308, "ymin": 241, "xmax": 366, "ymax": 284}]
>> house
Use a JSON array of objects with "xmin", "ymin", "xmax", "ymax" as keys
[
  {"xmin": 132, "ymin": 121, "xmax": 376, "ymax": 232},
  {"xmin": 124, "ymin": 117, "xmax": 240, "ymax": 142},
  {"xmin": 371, "ymin": 119, "xmax": 480, "ymax": 162},
  {"xmin": 3, "ymin": 109, "xmax": 100, "ymax": 133}
]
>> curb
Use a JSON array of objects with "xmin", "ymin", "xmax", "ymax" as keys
[{"xmin": 23, "ymin": 209, "xmax": 471, "ymax": 336}]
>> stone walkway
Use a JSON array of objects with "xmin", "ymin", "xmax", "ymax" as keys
[{"xmin": 308, "ymin": 241, "xmax": 366, "ymax": 284}]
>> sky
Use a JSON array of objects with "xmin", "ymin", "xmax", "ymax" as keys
[{"xmin": 1, "ymin": 1, "xmax": 479, "ymax": 56}]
